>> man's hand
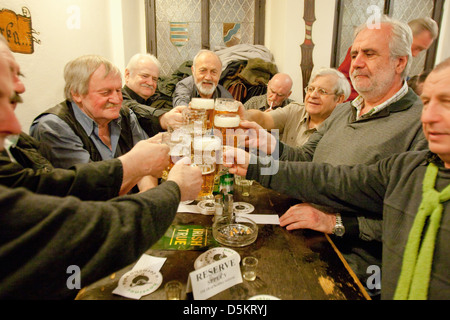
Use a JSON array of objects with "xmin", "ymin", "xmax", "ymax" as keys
[
  {"xmin": 120, "ymin": 139, "xmax": 170, "ymax": 177},
  {"xmin": 279, "ymin": 203, "xmax": 337, "ymax": 234},
  {"xmin": 167, "ymin": 157, "xmax": 203, "ymax": 201},
  {"xmin": 159, "ymin": 105, "xmax": 187, "ymax": 130},
  {"xmin": 222, "ymin": 147, "xmax": 250, "ymax": 177},
  {"xmin": 240, "ymin": 120, "xmax": 277, "ymax": 155}
]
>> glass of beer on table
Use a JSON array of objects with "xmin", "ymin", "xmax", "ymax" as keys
[
  {"xmin": 190, "ymin": 98, "xmax": 215, "ymax": 130},
  {"xmin": 214, "ymin": 98, "xmax": 241, "ymax": 148}
]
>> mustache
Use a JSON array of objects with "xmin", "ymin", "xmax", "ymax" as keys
[
  {"xmin": 11, "ymin": 92, "xmax": 23, "ymax": 104},
  {"xmin": 141, "ymin": 83, "xmax": 155, "ymax": 90}
]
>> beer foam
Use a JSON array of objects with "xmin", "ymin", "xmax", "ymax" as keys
[
  {"xmin": 214, "ymin": 115, "xmax": 240, "ymax": 128},
  {"xmin": 214, "ymin": 98, "xmax": 239, "ymax": 112},
  {"xmin": 191, "ymin": 98, "xmax": 215, "ymax": 110}
]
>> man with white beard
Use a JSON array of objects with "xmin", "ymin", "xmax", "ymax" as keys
[{"xmin": 172, "ymin": 50, "xmax": 233, "ymax": 107}]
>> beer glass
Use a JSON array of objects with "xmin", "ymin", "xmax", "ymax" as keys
[
  {"xmin": 214, "ymin": 99, "xmax": 241, "ymax": 148},
  {"xmin": 193, "ymin": 135, "xmax": 222, "ymax": 213},
  {"xmin": 190, "ymin": 98, "xmax": 215, "ymax": 130},
  {"xmin": 161, "ymin": 132, "xmax": 191, "ymax": 180},
  {"xmin": 182, "ymin": 107, "xmax": 207, "ymax": 136}
]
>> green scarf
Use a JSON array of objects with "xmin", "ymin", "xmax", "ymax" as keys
[{"xmin": 394, "ymin": 163, "xmax": 450, "ymax": 300}]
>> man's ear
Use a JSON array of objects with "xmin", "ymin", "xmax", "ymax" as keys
[
  {"xmin": 71, "ymin": 90, "xmax": 82, "ymax": 104},
  {"xmin": 335, "ymin": 94, "xmax": 345, "ymax": 104},
  {"xmin": 124, "ymin": 68, "xmax": 130, "ymax": 82},
  {"xmin": 396, "ymin": 56, "xmax": 408, "ymax": 75}
]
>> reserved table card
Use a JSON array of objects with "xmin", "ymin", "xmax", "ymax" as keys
[{"xmin": 189, "ymin": 252, "xmax": 242, "ymax": 300}]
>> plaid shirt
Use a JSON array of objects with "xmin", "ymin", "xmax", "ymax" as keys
[{"xmin": 352, "ymin": 82, "xmax": 409, "ymax": 120}]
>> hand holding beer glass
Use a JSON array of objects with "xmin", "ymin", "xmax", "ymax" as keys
[{"xmin": 161, "ymin": 132, "xmax": 191, "ymax": 180}]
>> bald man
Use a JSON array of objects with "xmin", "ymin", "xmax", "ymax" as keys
[{"xmin": 244, "ymin": 73, "xmax": 293, "ymax": 111}]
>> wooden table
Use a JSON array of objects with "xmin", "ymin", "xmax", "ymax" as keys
[{"xmin": 76, "ymin": 183, "xmax": 370, "ymax": 300}]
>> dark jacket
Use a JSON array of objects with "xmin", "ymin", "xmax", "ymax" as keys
[{"xmin": 0, "ymin": 132, "xmax": 122, "ymax": 200}]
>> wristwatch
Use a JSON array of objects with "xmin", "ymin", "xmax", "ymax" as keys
[{"xmin": 332, "ymin": 213, "xmax": 345, "ymax": 237}]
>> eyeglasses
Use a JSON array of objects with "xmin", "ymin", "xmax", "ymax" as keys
[{"xmin": 304, "ymin": 86, "xmax": 335, "ymax": 96}]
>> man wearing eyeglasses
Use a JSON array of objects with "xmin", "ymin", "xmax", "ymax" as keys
[
  {"xmin": 241, "ymin": 68, "xmax": 350, "ymax": 147},
  {"xmin": 240, "ymin": 16, "xmax": 428, "ymax": 297},
  {"xmin": 244, "ymin": 73, "xmax": 293, "ymax": 112}
]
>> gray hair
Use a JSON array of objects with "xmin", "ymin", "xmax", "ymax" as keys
[
  {"xmin": 64, "ymin": 55, "xmax": 121, "ymax": 101},
  {"xmin": 309, "ymin": 67, "xmax": 351, "ymax": 100},
  {"xmin": 126, "ymin": 53, "xmax": 161, "ymax": 75},
  {"xmin": 192, "ymin": 49, "xmax": 222, "ymax": 71},
  {"xmin": 354, "ymin": 15, "xmax": 412, "ymax": 79},
  {"xmin": 408, "ymin": 17, "xmax": 439, "ymax": 40}
]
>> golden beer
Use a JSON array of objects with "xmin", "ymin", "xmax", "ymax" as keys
[
  {"xmin": 214, "ymin": 114, "xmax": 241, "ymax": 148},
  {"xmin": 193, "ymin": 135, "xmax": 221, "ymax": 200},
  {"xmin": 197, "ymin": 163, "xmax": 216, "ymax": 199},
  {"xmin": 191, "ymin": 98, "xmax": 215, "ymax": 130}
]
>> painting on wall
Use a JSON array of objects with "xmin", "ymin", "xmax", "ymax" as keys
[
  {"xmin": 170, "ymin": 22, "xmax": 189, "ymax": 47},
  {"xmin": 223, "ymin": 22, "xmax": 241, "ymax": 47},
  {"xmin": 0, "ymin": 7, "xmax": 40, "ymax": 54}
]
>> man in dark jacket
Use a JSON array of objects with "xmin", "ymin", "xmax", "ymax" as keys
[
  {"xmin": 122, "ymin": 53, "xmax": 185, "ymax": 135},
  {"xmin": 0, "ymin": 52, "xmax": 203, "ymax": 299},
  {"xmin": 0, "ymin": 36, "xmax": 164, "ymax": 197}
]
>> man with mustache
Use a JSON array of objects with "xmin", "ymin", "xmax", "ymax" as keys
[
  {"xmin": 240, "ymin": 16, "xmax": 428, "ymax": 297},
  {"xmin": 339, "ymin": 17, "xmax": 439, "ymax": 101},
  {"xmin": 225, "ymin": 57, "xmax": 450, "ymax": 300},
  {"xmin": 0, "ymin": 53, "xmax": 203, "ymax": 299},
  {"xmin": 172, "ymin": 49, "xmax": 233, "ymax": 107},
  {"xmin": 122, "ymin": 53, "xmax": 185, "ymax": 134},
  {"xmin": 30, "ymin": 55, "xmax": 150, "ymax": 171},
  {"xmin": 0, "ymin": 36, "xmax": 170, "ymax": 197}
]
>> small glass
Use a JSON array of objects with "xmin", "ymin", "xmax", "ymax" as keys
[
  {"xmin": 242, "ymin": 256, "xmax": 258, "ymax": 281},
  {"xmin": 165, "ymin": 280, "xmax": 183, "ymax": 300}
]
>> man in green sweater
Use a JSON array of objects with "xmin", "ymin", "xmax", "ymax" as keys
[
  {"xmin": 225, "ymin": 57, "xmax": 450, "ymax": 299},
  {"xmin": 0, "ymin": 54, "xmax": 203, "ymax": 299}
]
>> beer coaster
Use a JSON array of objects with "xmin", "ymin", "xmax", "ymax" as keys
[
  {"xmin": 197, "ymin": 200, "xmax": 216, "ymax": 215},
  {"xmin": 194, "ymin": 247, "xmax": 240, "ymax": 270},
  {"xmin": 233, "ymin": 202, "xmax": 254, "ymax": 215},
  {"xmin": 248, "ymin": 294, "xmax": 280, "ymax": 300},
  {"xmin": 117, "ymin": 268, "xmax": 163, "ymax": 298}
]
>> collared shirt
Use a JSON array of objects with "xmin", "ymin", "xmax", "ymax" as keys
[
  {"xmin": 3, "ymin": 134, "xmax": 20, "ymax": 163},
  {"xmin": 71, "ymin": 102, "xmax": 122, "ymax": 160},
  {"xmin": 270, "ymin": 102, "xmax": 319, "ymax": 147},
  {"xmin": 30, "ymin": 102, "xmax": 148, "ymax": 169},
  {"xmin": 352, "ymin": 81, "xmax": 409, "ymax": 120}
]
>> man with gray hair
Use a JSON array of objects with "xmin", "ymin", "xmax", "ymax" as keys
[
  {"xmin": 408, "ymin": 17, "xmax": 439, "ymax": 57},
  {"xmin": 30, "ymin": 55, "xmax": 155, "ymax": 192},
  {"xmin": 242, "ymin": 16, "xmax": 428, "ymax": 296},
  {"xmin": 122, "ymin": 53, "xmax": 185, "ymax": 135},
  {"xmin": 340, "ymin": 17, "xmax": 439, "ymax": 101},
  {"xmin": 241, "ymin": 68, "xmax": 350, "ymax": 147},
  {"xmin": 172, "ymin": 49, "xmax": 233, "ymax": 107}
]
